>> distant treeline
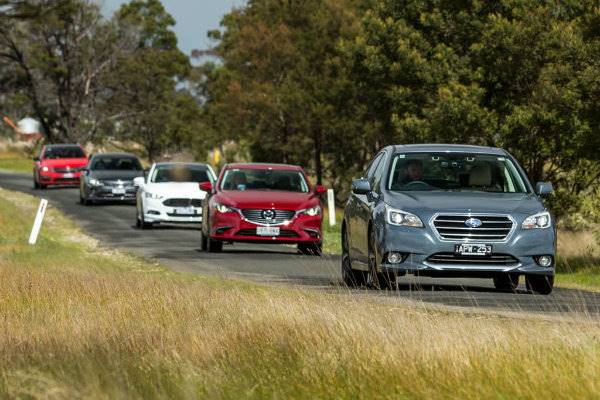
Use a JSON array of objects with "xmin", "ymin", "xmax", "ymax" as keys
[{"xmin": 2, "ymin": 0, "xmax": 600, "ymax": 218}]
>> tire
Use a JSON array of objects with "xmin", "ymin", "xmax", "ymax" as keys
[
  {"xmin": 39, "ymin": 183, "xmax": 47, "ymax": 190},
  {"xmin": 200, "ymin": 229, "xmax": 208, "ymax": 251},
  {"xmin": 368, "ymin": 227, "xmax": 395, "ymax": 290},
  {"xmin": 526, "ymin": 274, "xmax": 554, "ymax": 295},
  {"xmin": 207, "ymin": 236, "xmax": 223, "ymax": 253},
  {"xmin": 33, "ymin": 178, "xmax": 39, "ymax": 189},
  {"xmin": 493, "ymin": 273, "xmax": 520, "ymax": 292},
  {"xmin": 298, "ymin": 242, "xmax": 322, "ymax": 256},
  {"xmin": 137, "ymin": 207, "xmax": 152, "ymax": 229},
  {"xmin": 341, "ymin": 226, "xmax": 366, "ymax": 287}
]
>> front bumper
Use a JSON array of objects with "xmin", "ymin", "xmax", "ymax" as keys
[
  {"xmin": 209, "ymin": 210, "xmax": 322, "ymax": 244},
  {"xmin": 87, "ymin": 185, "xmax": 137, "ymax": 202},
  {"xmin": 143, "ymin": 197, "xmax": 202, "ymax": 224},
  {"xmin": 376, "ymin": 223, "xmax": 556, "ymax": 276},
  {"xmin": 39, "ymin": 171, "xmax": 81, "ymax": 186}
]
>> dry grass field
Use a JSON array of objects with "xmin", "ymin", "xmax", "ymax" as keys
[{"xmin": 2, "ymin": 190, "xmax": 600, "ymax": 399}]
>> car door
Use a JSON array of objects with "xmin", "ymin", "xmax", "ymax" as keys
[{"xmin": 347, "ymin": 152, "xmax": 384, "ymax": 267}]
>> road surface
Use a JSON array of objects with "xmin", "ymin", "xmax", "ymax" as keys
[{"xmin": 2, "ymin": 170, "xmax": 600, "ymax": 315}]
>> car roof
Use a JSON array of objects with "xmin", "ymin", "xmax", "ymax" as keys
[
  {"xmin": 154, "ymin": 162, "xmax": 209, "ymax": 167},
  {"xmin": 388, "ymin": 144, "xmax": 508, "ymax": 156},
  {"xmin": 91, "ymin": 152, "xmax": 137, "ymax": 158},
  {"xmin": 225, "ymin": 163, "xmax": 304, "ymax": 171},
  {"xmin": 45, "ymin": 143, "xmax": 81, "ymax": 148}
]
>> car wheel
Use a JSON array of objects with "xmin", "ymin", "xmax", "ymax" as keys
[
  {"xmin": 526, "ymin": 274, "xmax": 554, "ymax": 295},
  {"xmin": 493, "ymin": 273, "xmax": 520, "ymax": 292},
  {"xmin": 298, "ymin": 242, "xmax": 322, "ymax": 256},
  {"xmin": 33, "ymin": 177, "xmax": 39, "ymax": 190},
  {"xmin": 39, "ymin": 183, "xmax": 47, "ymax": 190},
  {"xmin": 200, "ymin": 229, "xmax": 208, "ymax": 251},
  {"xmin": 341, "ymin": 226, "xmax": 366, "ymax": 287},
  {"xmin": 207, "ymin": 236, "xmax": 223, "ymax": 253},
  {"xmin": 368, "ymin": 227, "xmax": 395, "ymax": 290},
  {"xmin": 138, "ymin": 209, "xmax": 152, "ymax": 229}
]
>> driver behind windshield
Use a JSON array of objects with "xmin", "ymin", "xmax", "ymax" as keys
[{"xmin": 406, "ymin": 159, "xmax": 423, "ymax": 182}]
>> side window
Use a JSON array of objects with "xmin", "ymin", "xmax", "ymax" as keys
[
  {"xmin": 372, "ymin": 153, "xmax": 387, "ymax": 190},
  {"xmin": 364, "ymin": 153, "xmax": 383, "ymax": 180}
]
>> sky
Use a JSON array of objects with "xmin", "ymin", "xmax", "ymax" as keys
[{"xmin": 98, "ymin": 0, "xmax": 246, "ymax": 58}]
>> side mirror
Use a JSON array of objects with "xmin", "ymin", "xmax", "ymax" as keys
[
  {"xmin": 33, "ymin": 156, "xmax": 40, "ymax": 162},
  {"xmin": 352, "ymin": 178, "xmax": 371, "ymax": 195},
  {"xmin": 133, "ymin": 177, "xmax": 145, "ymax": 187},
  {"xmin": 143, "ymin": 168, "xmax": 150, "ymax": 178},
  {"xmin": 535, "ymin": 182, "xmax": 553, "ymax": 197},
  {"xmin": 315, "ymin": 185, "xmax": 327, "ymax": 195},
  {"xmin": 199, "ymin": 181, "xmax": 213, "ymax": 192}
]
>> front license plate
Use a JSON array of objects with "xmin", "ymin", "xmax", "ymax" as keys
[
  {"xmin": 112, "ymin": 187, "xmax": 126, "ymax": 195},
  {"xmin": 257, "ymin": 227, "xmax": 280, "ymax": 236},
  {"xmin": 455, "ymin": 243, "xmax": 492, "ymax": 256},
  {"xmin": 175, "ymin": 207, "xmax": 195, "ymax": 215},
  {"xmin": 63, "ymin": 172, "xmax": 74, "ymax": 178}
]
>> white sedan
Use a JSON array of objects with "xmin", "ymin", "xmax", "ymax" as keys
[{"xmin": 134, "ymin": 162, "xmax": 216, "ymax": 229}]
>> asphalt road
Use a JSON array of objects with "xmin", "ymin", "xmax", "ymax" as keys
[{"xmin": 3, "ymin": 170, "xmax": 600, "ymax": 316}]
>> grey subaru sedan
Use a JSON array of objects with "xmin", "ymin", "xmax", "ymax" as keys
[{"xmin": 342, "ymin": 144, "xmax": 555, "ymax": 294}]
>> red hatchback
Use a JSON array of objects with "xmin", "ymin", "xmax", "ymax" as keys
[
  {"xmin": 33, "ymin": 144, "xmax": 88, "ymax": 189},
  {"xmin": 200, "ymin": 163, "xmax": 327, "ymax": 255}
]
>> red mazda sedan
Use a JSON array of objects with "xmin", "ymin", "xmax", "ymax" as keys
[
  {"xmin": 33, "ymin": 144, "xmax": 88, "ymax": 189},
  {"xmin": 200, "ymin": 163, "xmax": 327, "ymax": 255}
]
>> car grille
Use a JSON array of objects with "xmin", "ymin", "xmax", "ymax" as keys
[
  {"xmin": 236, "ymin": 229, "xmax": 299, "ymax": 238},
  {"xmin": 163, "ymin": 198, "xmax": 202, "ymax": 207},
  {"xmin": 241, "ymin": 209, "xmax": 296, "ymax": 225},
  {"xmin": 427, "ymin": 253, "xmax": 519, "ymax": 266},
  {"xmin": 432, "ymin": 214, "xmax": 513, "ymax": 241},
  {"xmin": 54, "ymin": 167, "xmax": 83, "ymax": 173},
  {"xmin": 101, "ymin": 180, "xmax": 134, "ymax": 187},
  {"xmin": 166, "ymin": 212, "xmax": 200, "ymax": 217}
]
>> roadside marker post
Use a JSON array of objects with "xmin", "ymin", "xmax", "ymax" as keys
[
  {"xmin": 28, "ymin": 199, "xmax": 48, "ymax": 245},
  {"xmin": 327, "ymin": 189, "xmax": 336, "ymax": 227}
]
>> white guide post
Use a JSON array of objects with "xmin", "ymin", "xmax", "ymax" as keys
[
  {"xmin": 28, "ymin": 199, "xmax": 48, "ymax": 245},
  {"xmin": 327, "ymin": 189, "xmax": 336, "ymax": 227}
]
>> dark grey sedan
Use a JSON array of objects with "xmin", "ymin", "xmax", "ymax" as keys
[
  {"xmin": 80, "ymin": 153, "xmax": 144, "ymax": 205},
  {"xmin": 342, "ymin": 144, "xmax": 556, "ymax": 294}
]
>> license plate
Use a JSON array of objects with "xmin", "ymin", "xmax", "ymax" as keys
[
  {"xmin": 175, "ymin": 207, "xmax": 195, "ymax": 215},
  {"xmin": 63, "ymin": 172, "xmax": 74, "ymax": 178},
  {"xmin": 455, "ymin": 243, "xmax": 492, "ymax": 256},
  {"xmin": 257, "ymin": 226, "xmax": 280, "ymax": 236},
  {"xmin": 112, "ymin": 187, "xmax": 126, "ymax": 195}
]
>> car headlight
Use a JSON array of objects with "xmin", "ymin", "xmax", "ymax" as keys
[
  {"xmin": 89, "ymin": 178, "xmax": 101, "ymax": 186},
  {"xmin": 144, "ymin": 192, "xmax": 163, "ymax": 200},
  {"xmin": 41, "ymin": 166, "xmax": 50, "ymax": 172},
  {"xmin": 214, "ymin": 202, "xmax": 235, "ymax": 213},
  {"xmin": 386, "ymin": 207, "xmax": 423, "ymax": 228},
  {"xmin": 299, "ymin": 205, "xmax": 321, "ymax": 217},
  {"xmin": 522, "ymin": 211, "xmax": 551, "ymax": 229}
]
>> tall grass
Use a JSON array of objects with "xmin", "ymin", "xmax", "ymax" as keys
[{"xmin": 1, "ymin": 188, "xmax": 600, "ymax": 399}]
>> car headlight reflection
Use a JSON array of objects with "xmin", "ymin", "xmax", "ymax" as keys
[
  {"xmin": 214, "ymin": 203, "xmax": 235, "ymax": 213},
  {"xmin": 41, "ymin": 166, "xmax": 50, "ymax": 172},
  {"xmin": 299, "ymin": 205, "xmax": 321, "ymax": 217},
  {"xmin": 89, "ymin": 178, "xmax": 102, "ymax": 186},
  {"xmin": 386, "ymin": 207, "xmax": 424, "ymax": 228},
  {"xmin": 522, "ymin": 211, "xmax": 551, "ymax": 229},
  {"xmin": 145, "ymin": 192, "xmax": 163, "ymax": 200}
]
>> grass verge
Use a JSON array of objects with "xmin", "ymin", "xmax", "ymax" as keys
[
  {"xmin": 2, "ymin": 188, "xmax": 600, "ymax": 398},
  {"xmin": 0, "ymin": 149, "xmax": 32, "ymax": 173}
]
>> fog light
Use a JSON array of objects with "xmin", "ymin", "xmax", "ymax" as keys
[
  {"xmin": 536, "ymin": 255, "xmax": 553, "ymax": 267},
  {"xmin": 387, "ymin": 252, "xmax": 404, "ymax": 264}
]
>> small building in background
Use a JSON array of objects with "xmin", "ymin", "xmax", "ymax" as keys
[{"xmin": 16, "ymin": 117, "xmax": 43, "ymax": 142}]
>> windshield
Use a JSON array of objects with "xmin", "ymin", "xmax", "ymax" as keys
[
  {"xmin": 151, "ymin": 164, "xmax": 213, "ymax": 183},
  {"xmin": 90, "ymin": 156, "xmax": 142, "ymax": 171},
  {"xmin": 387, "ymin": 153, "xmax": 528, "ymax": 193},
  {"xmin": 43, "ymin": 146, "xmax": 85, "ymax": 159},
  {"xmin": 220, "ymin": 168, "xmax": 309, "ymax": 193}
]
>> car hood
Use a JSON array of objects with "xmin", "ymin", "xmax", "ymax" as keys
[
  {"xmin": 89, "ymin": 170, "xmax": 144, "ymax": 180},
  {"xmin": 42, "ymin": 158, "xmax": 88, "ymax": 168},
  {"xmin": 145, "ymin": 182, "xmax": 207, "ymax": 199},
  {"xmin": 383, "ymin": 191, "xmax": 544, "ymax": 216},
  {"xmin": 217, "ymin": 190, "xmax": 316, "ymax": 210}
]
